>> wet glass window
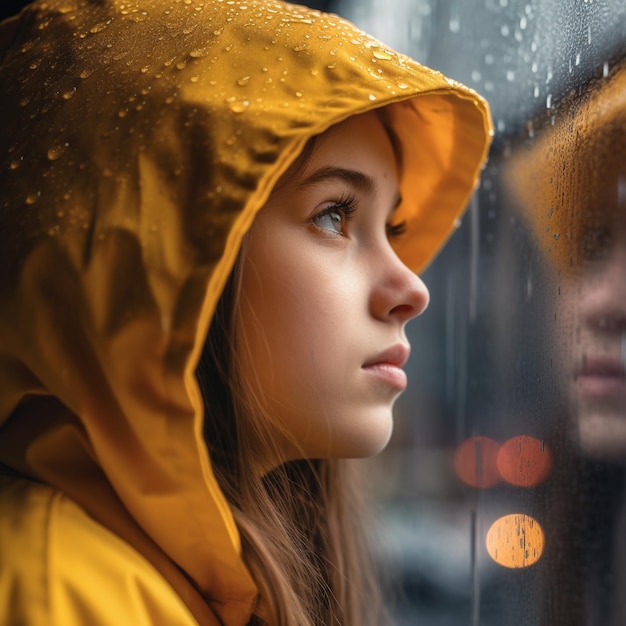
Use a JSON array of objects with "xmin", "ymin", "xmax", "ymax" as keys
[{"xmin": 327, "ymin": 0, "xmax": 626, "ymax": 624}]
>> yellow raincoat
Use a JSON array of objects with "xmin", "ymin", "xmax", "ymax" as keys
[{"xmin": 0, "ymin": 1, "xmax": 492, "ymax": 624}]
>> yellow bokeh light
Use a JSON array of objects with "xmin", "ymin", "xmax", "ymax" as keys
[{"xmin": 485, "ymin": 513, "xmax": 544, "ymax": 568}]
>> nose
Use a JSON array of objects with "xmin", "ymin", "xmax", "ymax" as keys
[
  {"xmin": 369, "ymin": 246, "xmax": 430, "ymax": 324},
  {"xmin": 579, "ymin": 243, "xmax": 626, "ymax": 333}
]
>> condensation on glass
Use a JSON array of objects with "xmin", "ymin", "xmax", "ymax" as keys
[{"xmin": 332, "ymin": 0, "xmax": 626, "ymax": 624}]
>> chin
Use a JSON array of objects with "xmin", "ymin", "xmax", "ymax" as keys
[
  {"xmin": 321, "ymin": 420, "xmax": 394, "ymax": 459},
  {"xmin": 577, "ymin": 411, "xmax": 626, "ymax": 461}
]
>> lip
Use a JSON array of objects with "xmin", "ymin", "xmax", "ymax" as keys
[
  {"xmin": 575, "ymin": 355, "xmax": 626, "ymax": 397},
  {"xmin": 362, "ymin": 344, "xmax": 410, "ymax": 390}
]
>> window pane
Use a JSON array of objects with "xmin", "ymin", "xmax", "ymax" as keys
[{"xmin": 332, "ymin": 0, "xmax": 626, "ymax": 624}]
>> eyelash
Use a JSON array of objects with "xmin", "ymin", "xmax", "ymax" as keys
[
  {"xmin": 311, "ymin": 194, "xmax": 407, "ymax": 241},
  {"xmin": 387, "ymin": 221, "xmax": 407, "ymax": 241},
  {"xmin": 311, "ymin": 194, "xmax": 357, "ymax": 236}
]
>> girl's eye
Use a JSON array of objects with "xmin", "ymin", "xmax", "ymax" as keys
[
  {"xmin": 311, "ymin": 196, "xmax": 356, "ymax": 236},
  {"xmin": 387, "ymin": 221, "xmax": 407, "ymax": 241}
]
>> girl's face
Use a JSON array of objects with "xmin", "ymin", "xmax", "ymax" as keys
[{"xmin": 238, "ymin": 111, "xmax": 429, "ymax": 466}]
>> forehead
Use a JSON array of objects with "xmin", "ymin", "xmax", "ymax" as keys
[{"xmin": 296, "ymin": 112, "xmax": 399, "ymax": 181}]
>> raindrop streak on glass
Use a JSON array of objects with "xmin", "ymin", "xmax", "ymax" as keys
[{"xmin": 47, "ymin": 144, "xmax": 69, "ymax": 161}]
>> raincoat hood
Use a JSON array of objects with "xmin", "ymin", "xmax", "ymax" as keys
[
  {"xmin": 0, "ymin": 1, "xmax": 491, "ymax": 623},
  {"xmin": 506, "ymin": 60, "xmax": 626, "ymax": 272}
]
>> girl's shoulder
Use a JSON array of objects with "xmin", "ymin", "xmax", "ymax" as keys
[{"xmin": 0, "ymin": 475, "xmax": 211, "ymax": 626}]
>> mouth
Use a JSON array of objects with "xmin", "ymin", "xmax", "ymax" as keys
[
  {"xmin": 575, "ymin": 355, "xmax": 626, "ymax": 398},
  {"xmin": 362, "ymin": 344, "xmax": 410, "ymax": 390}
]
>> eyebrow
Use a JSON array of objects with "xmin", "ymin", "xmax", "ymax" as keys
[{"xmin": 298, "ymin": 166, "xmax": 402, "ymax": 211}]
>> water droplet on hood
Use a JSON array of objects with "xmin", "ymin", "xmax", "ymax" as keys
[
  {"xmin": 237, "ymin": 76, "xmax": 251, "ymax": 86},
  {"xmin": 89, "ymin": 22, "xmax": 109, "ymax": 34},
  {"xmin": 182, "ymin": 23, "xmax": 200, "ymax": 35},
  {"xmin": 372, "ymin": 49, "xmax": 393, "ymax": 61},
  {"xmin": 227, "ymin": 98, "xmax": 250, "ymax": 113},
  {"xmin": 47, "ymin": 143, "xmax": 69, "ymax": 161},
  {"xmin": 190, "ymin": 47, "xmax": 209, "ymax": 58}
]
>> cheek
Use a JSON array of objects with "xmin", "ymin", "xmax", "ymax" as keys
[{"xmin": 238, "ymin": 240, "xmax": 364, "ymax": 391}]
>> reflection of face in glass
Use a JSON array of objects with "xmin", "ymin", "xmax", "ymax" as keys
[
  {"xmin": 237, "ymin": 112, "xmax": 429, "ymax": 467},
  {"xmin": 565, "ymin": 172, "xmax": 626, "ymax": 458},
  {"xmin": 508, "ymin": 64, "xmax": 626, "ymax": 460}
]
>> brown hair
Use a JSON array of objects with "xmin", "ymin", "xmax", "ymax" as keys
[
  {"xmin": 197, "ymin": 257, "xmax": 386, "ymax": 626},
  {"xmin": 196, "ymin": 111, "xmax": 399, "ymax": 625}
]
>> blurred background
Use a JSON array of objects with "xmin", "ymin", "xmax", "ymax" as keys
[{"xmin": 3, "ymin": 2, "xmax": 625, "ymax": 624}]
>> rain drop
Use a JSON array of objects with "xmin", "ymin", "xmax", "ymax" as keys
[
  {"xmin": 228, "ymin": 100, "xmax": 250, "ymax": 113},
  {"xmin": 603, "ymin": 61, "xmax": 610, "ymax": 77},
  {"xmin": 9, "ymin": 158, "xmax": 23, "ymax": 170},
  {"xmin": 372, "ymin": 49, "xmax": 393, "ymax": 61},
  {"xmin": 190, "ymin": 47, "xmax": 210, "ymax": 58},
  {"xmin": 190, "ymin": 75, "xmax": 200, "ymax": 83},
  {"xmin": 62, "ymin": 87, "xmax": 77, "ymax": 100},
  {"xmin": 546, "ymin": 93, "xmax": 552, "ymax": 108},
  {"xmin": 47, "ymin": 143, "xmax": 69, "ymax": 161},
  {"xmin": 237, "ymin": 76, "xmax": 251, "ymax": 86},
  {"xmin": 89, "ymin": 22, "xmax": 108, "ymax": 34},
  {"xmin": 26, "ymin": 193, "xmax": 40, "ymax": 205}
]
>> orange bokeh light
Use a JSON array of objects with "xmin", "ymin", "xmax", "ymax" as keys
[
  {"xmin": 453, "ymin": 436, "xmax": 501, "ymax": 488},
  {"xmin": 496, "ymin": 435, "xmax": 552, "ymax": 487},
  {"xmin": 486, "ymin": 513, "xmax": 545, "ymax": 568}
]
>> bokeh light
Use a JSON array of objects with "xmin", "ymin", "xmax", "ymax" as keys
[
  {"xmin": 453, "ymin": 436, "xmax": 501, "ymax": 488},
  {"xmin": 496, "ymin": 435, "xmax": 552, "ymax": 487},
  {"xmin": 486, "ymin": 513, "xmax": 545, "ymax": 568}
]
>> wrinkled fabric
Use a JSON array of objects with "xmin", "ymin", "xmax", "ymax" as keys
[{"xmin": 0, "ymin": 1, "xmax": 492, "ymax": 624}]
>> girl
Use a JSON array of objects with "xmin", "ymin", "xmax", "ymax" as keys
[{"xmin": 0, "ymin": 0, "xmax": 492, "ymax": 624}]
